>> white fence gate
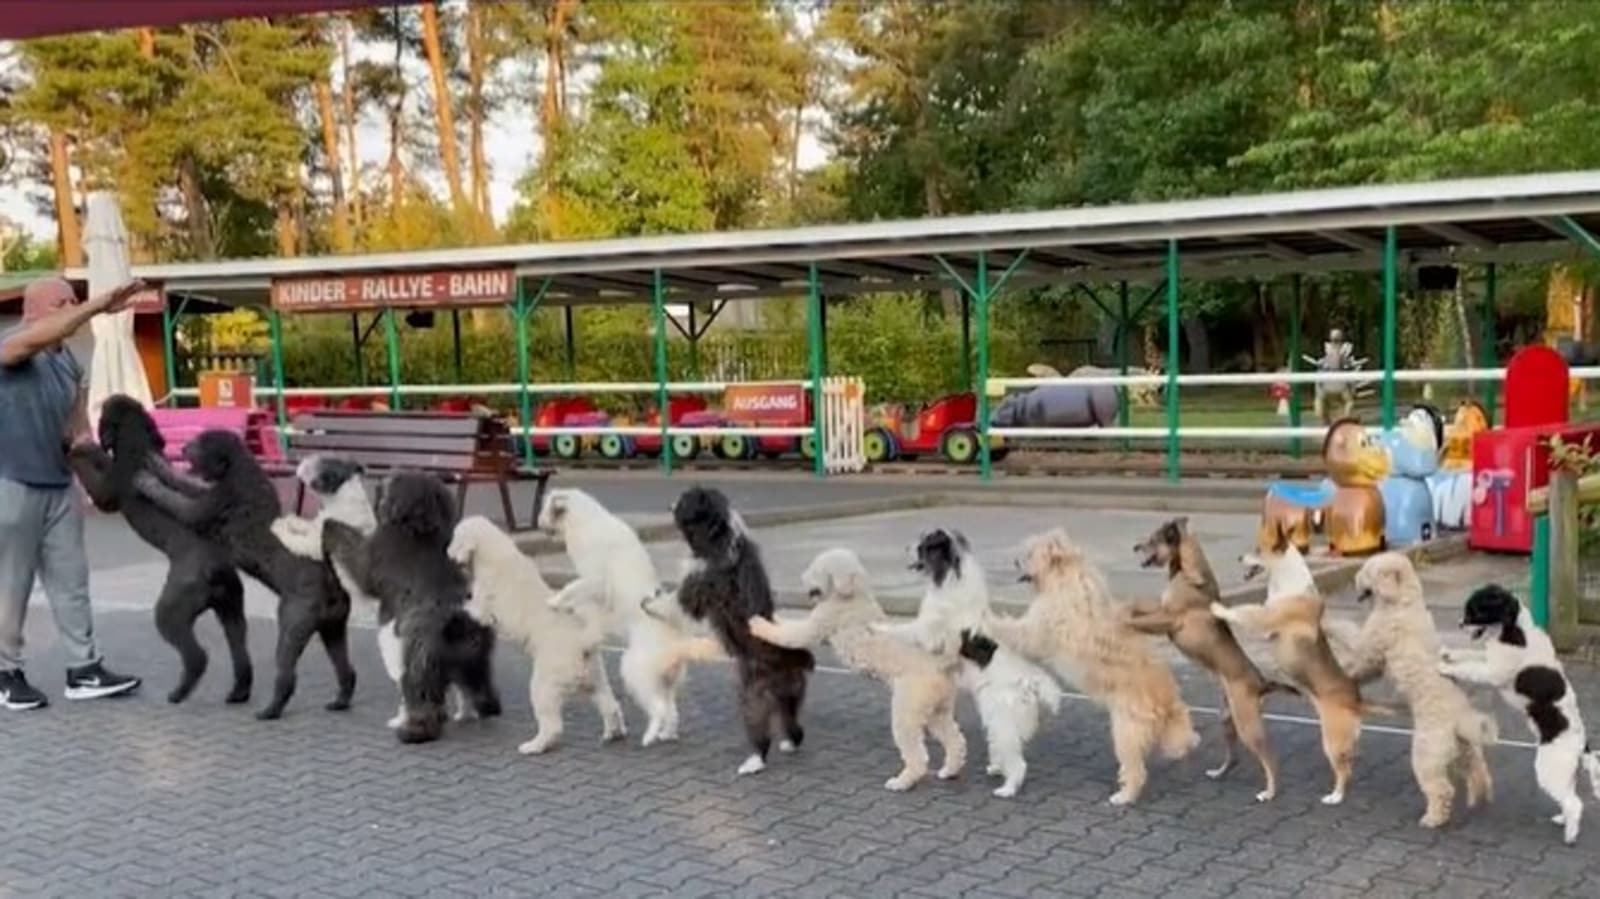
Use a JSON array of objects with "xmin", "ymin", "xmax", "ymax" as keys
[{"xmin": 820, "ymin": 376, "xmax": 866, "ymax": 474}]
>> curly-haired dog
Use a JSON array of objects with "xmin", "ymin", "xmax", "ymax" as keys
[
  {"xmin": 270, "ymin": 455, "xmax": 376, "ymax": 560},
  {"xmin": 1131, "ymin": 517, "xmax": 1293, "ymax": 802},
  {"xmin": 749, "ymin": 547, "xmax": 966, "ymax": 791},
  {"xmin": 323, "ymin": 472, "xmax": 500, "ymax": 744},
  {"xmin": 448, "ymin": 515, "xmax": 625, "ymax": 754},
  {"xmin": 1439, "ymin": 584, "xmax": 1600, "ymax": 844},
  {"xmin": 985, "ymin": 529, "xmax": 1196, "ymax": 805},
  {"xmin": 875, "ymin": 528, "xmax": 1061, "ymax": 798},
  {"xmin": 67, "ymin": 395, "xmax": 250, "ymax": 704},
  {"xmin": 538, "ymin": 487, "xmax": 720, "ymax": 746},
  {"xmin": 132, "ymin": 429, "xmax": 354, "ymax": 719},
  {"xmin": 648, "ymin": 486, "xmax": 813, "ymax": 776},
  {"xmin": 1346, "ymin": 553, "xmax": 1496, "ymax": 828}
]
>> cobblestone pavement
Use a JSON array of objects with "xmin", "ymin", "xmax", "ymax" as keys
[{"xmin": 6, "ymin": 599, "xmax": 1600, "ymax": 899}]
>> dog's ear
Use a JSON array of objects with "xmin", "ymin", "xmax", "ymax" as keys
[
  {"xmin": 1270, "ymin": 519, "xmax": 1290, "ymax": 554},
  {"xmin": 1038, "ymin": 529, "xmax": 1081, "ymax": 568},
  {"xmin": 835, "ymin": 560, "xmax": 866, "ymax": 597},
  {"xmin": 544, "ymin": 492, "xmax": 568, "ymax": 523}
]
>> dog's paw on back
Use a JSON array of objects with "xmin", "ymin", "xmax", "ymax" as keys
[{"xmin": 958, "ymin": 630, "xmax": 997, "ymax": 667}]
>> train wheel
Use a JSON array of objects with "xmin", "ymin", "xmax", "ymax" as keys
[
  {"xmin": 940, "ymin": 428, "xmax": 979, "ymax": 464},
  {"xmin": 671, "ymin": 433, "xmax": 701, "ymax": 461},
  {"xmin": 863, "ymin": 427, "xmax": 896, "ymax": 463},
  {"xmin": 553, "ymin": 434, "xmax": 582, "ymax": 459},
  {"xmin": 598, "ymin": 434, "xmax": 630, "ymax": 459},
  {"xmin": 799, "ymin": 434, "xmax": 816, "ymax": 460},
  {"xmin": 721, "ymin": 434, "xmax": 753, "ymax": 460}
]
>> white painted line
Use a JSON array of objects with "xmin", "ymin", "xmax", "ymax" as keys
[{"xmin": 597, "ymin": 643, "xmax": 1541, "ymax": 752}]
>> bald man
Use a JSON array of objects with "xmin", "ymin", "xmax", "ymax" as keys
[{"xmin": 0, "ymin": 276, "xmax": 145, "ymax": 710}]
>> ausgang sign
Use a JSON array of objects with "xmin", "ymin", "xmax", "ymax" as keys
[{"xmin": 270, "ymin": 267, "xmax": 517, "ymax": 312}]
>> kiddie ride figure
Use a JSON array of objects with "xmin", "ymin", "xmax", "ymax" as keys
[{"xmin": 1305, "ymin": 328, "xmax": 1373, "ymax": 424}]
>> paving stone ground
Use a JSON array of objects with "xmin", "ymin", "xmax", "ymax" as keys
[{"xmin": 4, "ymin": 473, "xmax": 1593, "ymax": 898}]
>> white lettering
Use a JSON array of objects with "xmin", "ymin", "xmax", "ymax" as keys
[{"xmin": 277, "ymin": 279, "xmax": 347, "ymax": 306}]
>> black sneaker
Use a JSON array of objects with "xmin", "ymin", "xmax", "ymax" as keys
[
  {"xmin": 64, "ymin": 662, "xmax": 141, "ymax": 701},
  {"xmin": 0, "ymin": 670, "xmax": 49, "ymax": 710}
]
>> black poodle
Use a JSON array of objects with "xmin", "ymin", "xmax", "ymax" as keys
[
  {"xmin": 68, "ymin": 396, "xmax": 251, "ymax": 704},
  {"xmin": 666, "ymin": 486, "xmax": 813, "ymax": 775},
  {"xmin": 132, "ymin": 430, "xmax": 356, "ymax": 720},
  {"xmin": 322, "ymin": 471, "xmax": 500, "ymax": 745}
]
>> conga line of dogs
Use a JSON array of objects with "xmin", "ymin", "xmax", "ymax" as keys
[{"xmin": 70, "ymin": 395, "xmax": 1600, "ymax": 845}]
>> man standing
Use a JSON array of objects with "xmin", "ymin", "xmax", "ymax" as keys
[{"xmin": 0, "ymin": 276, "xmax": 144, "ymax": 710}]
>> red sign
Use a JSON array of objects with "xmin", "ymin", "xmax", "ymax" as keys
[
  {"xmin": 723, "ymin": 384, "xmax": 806, "ymax": 426},
  {"xmin": 1503, "ymin": 345, "xmax": 1569, "ymax": 429},
  {"xmin": 198, "ymin": 371, "xmax": 255, "ymax": 409},
  {"xmin": 271, "ymin": 268, "xmax": 516, "ymax": 312}
]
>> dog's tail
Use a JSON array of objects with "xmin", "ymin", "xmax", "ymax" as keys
[
  {"xmin": 1583, "ymin": 741, "xmax": 1600, "ymax": 800},
  {"xmin": 1456, "ymin": 710, "xmax": 1499, "ymax": 748}
]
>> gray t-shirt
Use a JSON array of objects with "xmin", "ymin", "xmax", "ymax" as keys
[{"xmin": 0, "ymin": 328, "xmax": 83, "ymax": 488}]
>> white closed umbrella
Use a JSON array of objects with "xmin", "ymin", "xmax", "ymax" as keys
[{"xmin": 83, "ymin": 191, "xmax": 153, "ymax": 425}]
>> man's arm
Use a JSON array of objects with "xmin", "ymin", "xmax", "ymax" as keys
[
  {"xmin": 64, "ymin": 387, "xmax": 90, "ymax": 446},
  {"xmin": 0, "ymin": 280, "xmax": 143, "ymax": 368},
  {"xmin": 67, "ymin": 443, "xmax": 120, "ymax": 512}
]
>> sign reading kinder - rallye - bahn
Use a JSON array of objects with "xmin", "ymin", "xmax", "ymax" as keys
[{"xmin": 270, "ymin": 267, "xmax": 517, "ymax": 312}]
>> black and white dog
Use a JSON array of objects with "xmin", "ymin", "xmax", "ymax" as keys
[
  {"xmin": 1439, "ymin": 584, "xmax": 1600, "ymax": 844},
  {"xmin": 647, "ymin": 486, "xmax": 814, "ymax": 775}
]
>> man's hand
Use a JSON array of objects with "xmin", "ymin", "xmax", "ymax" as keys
[{"xmin": 87, "ymin": 279, "xmax": 148, "ymax": 315}]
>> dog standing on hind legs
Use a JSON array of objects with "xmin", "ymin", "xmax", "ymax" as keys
[
  {"xmin": 1347, "ymin": 553, "xmax": 1496, "ymax": 829},
  {"xmin": 1130, "ymin": 517, "xmax": 1292, "ymax": 802},
  {"xmin": 1438, "ymin": 584, "xmax": 1600, "ymax": 845}
]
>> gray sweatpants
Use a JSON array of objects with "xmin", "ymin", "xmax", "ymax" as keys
[{"xmin": 0, "ymin": 478, "xmax": 100, "ymax": 671}]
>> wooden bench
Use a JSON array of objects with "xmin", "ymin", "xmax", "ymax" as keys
[
  {"xmin": 272, "ymin": 410, "xmax": 552, "ymax": 531},
  {"xmin": 149, "ymin": 407, "xmax": 274, "ymax": 465}
]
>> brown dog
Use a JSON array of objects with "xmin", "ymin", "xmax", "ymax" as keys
[
  {"xmin": 1211, "ymin": 590, "xmax": 1365, "ymax": 806},
  {"xmin": 1130, "ymin": 518, "xmax": 1293, "ymax": 802}
]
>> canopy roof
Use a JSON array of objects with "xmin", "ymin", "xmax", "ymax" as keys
[
  {"xmin": 0, "ymin": 1, "xmax": 403, "ymax": 41},
  {"xmin": 66, "ymin": 170, "xmax": 1600, "ymax": 311}
]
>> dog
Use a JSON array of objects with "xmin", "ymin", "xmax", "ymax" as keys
[
  {"xmin": 448, "ymin": 516, "xmax": 626, "ymax": 754},
  {"xmin": 67, "ymin": 396, "xmax": 249, "ymax": 704},
  {"xmin": 322, "ymin": 472, "xmax": 501, "ymax": 744},
  {"xmin": 874, "ymin": 528, "xmax": 1061, "ymax": 798},
  {"xmin": 649, "ymin": 486, "xmax": 814, "ymax": 776},
  {"xmin": 748, "ymin": 547, "xmax": 966, "ymax": 791},
  {"xmin": 1130, "ymin": 517, "xmax": 1292, "ymax": 802},
  {"xmin": 132, "ymin": 430, "xmax": 355, "ymax": 719},
  {"xmin": 270, "ymin": 455, "xmax": 376, "ymax": 560},
  {"xmin": 1240, "ymin": 518, "xmax": 1363, "ymax": 667},
  {"xmin": 1439, "ymin": 584, "xmax": 1600, "ymax": 844},
  {"xmin": 1348, "ymin": 554, "xmax": 1496, "ymax": 828},
  {"xmin": 538, "ymin": 487, "xmax": 720, "ymax": 746},
  {"xmin": 1211, "ymin": 587, "xmax": 1367, "ymax": 806},
  {"xmin": 983, "ymin": 529, "xmax": 1195, "ymax": 805}
]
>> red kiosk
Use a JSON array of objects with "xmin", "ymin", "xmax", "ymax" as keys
[{"xmin": 1470, "ymin": 346, "xmax": 1599, "ymax": 552}]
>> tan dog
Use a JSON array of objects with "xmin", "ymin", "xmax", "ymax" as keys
[
  {"xmin": 749, "ymin": 549, "xmax": 966, "ymax": 792},
  {"xmin": 1348, "ymin": 553, "xmax": 1496, "ymax": 828},
  {"xmin": 1130, "ymin": 518, "xmax": 1294, "ymax": 802},
  {"xmin": 1211, "ymin": 588, "xmax": 1366, "ymax": 806},
  {"xmin": 986, "ymin": 529, "xmax": 1197, "ymax": 805}
]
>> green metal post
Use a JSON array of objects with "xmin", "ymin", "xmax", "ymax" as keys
[
  {"xmin": 687, "ymin": 305, "xmax": 700, "ymax": 377},
  {"xmin": 1381, "ymin": 225, "xmax": 1398, "ymax": 429},
  {"xmin": 807, "ymin": 263, "xmax": 826, "ymax": 479},
  {"xmin": 652, "ymin": 269, "xmax": 672, "ymax": 476},
  {"xmin": 563, "ymin": 305, "xmax": 576, "ymax": 381},
  {"xmin": 1531, "ymin": 514, "xmax": 1551, "ymax": 629},
  {"xmin": 382, "ymin": 307, "xmax": 403, "ymax": 410},
  {"xmin": 351, "ymin": 314, "xmax": 366, "ymax": 386},
  {"xmin": 514, "ymin": 279, "xmax": 550, "ymax": 470},
  {"xmin": 1481, "ymin": 264, "xmax": 1498, "ymax": 423},
  {"xmin": 819, "ymin": 294, "xmax": 829, "ymax": 377},
  {"xmin": 267, "ymin": 309, "xmax": 288, "ymax": 454},
  {"xmin": 1289, "ymin": 275, "xmax": 1303, "ymax": 458},
  {"xmin": 960, "ymin": 293, "xmax": 972, "ymax": 391},
  {"xmin": 161, "ymin": 298, "xmax": 178, "ymax": 408},
  {"xmin": 1164, "ymin": 241, "xmax": 1180, "ymax": 481},
  {"xmin": 450, "ymin": 309, "xmax": 463, "ymax": 384},
  {"xmin": 975, "ymin": 251, "xmax": 993, "ymax": 480},
  {"xmin": 1117, "ymin": 281, "xmax": 1130, "ymax": 430}
]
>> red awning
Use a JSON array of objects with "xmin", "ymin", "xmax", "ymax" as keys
[{"xmin": 0, "ymin": 1, "xmax": 410, "ymax": 41}]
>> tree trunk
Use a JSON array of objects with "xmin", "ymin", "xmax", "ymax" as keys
[
  {"xmin": 466, "ymin": 2, "xmax": 490, "ymax": 226},
  {"xmin": 49, "ymin": 129, "xmax": 83, "ymax": 267},
  {"xmin": 538, "ymin": 0, "xmax": 578, "ymax": 238},
  {"xmin": 315, "ymin": 78, "xmax": 351, "ymax": 252},
  {"xmin": 177, "ymin": 155, "xmax": 216, "ymax": 259},
  {"xmin": 341, "ymin": 20, "xmax": 362, "ymax": 233},
  {"xmin": 421, "ymin": 1, "xmax": 467, "ymax": 211}
]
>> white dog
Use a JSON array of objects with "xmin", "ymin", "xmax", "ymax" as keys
[
  {"xmin": 874, "ymin": 528, "xmax": 1062, "ymax": 798},
  {"xmin": 538, "ymin": 488, "xmax": 721, "ymax": 746},
  {"xmin": 1440, "ymin": 584, "xmax": 1600, "ymax": 845},
  {"xmin": 749, "ymin": 548, "xmax": 966, "ymax": 791},
  {"xmin": 271, "ymin": 455, "xmax": 377, "ymax": 560},
  {"xmin": 448, "ymin": 516, "xmax": 626, "ymax": 754}
]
